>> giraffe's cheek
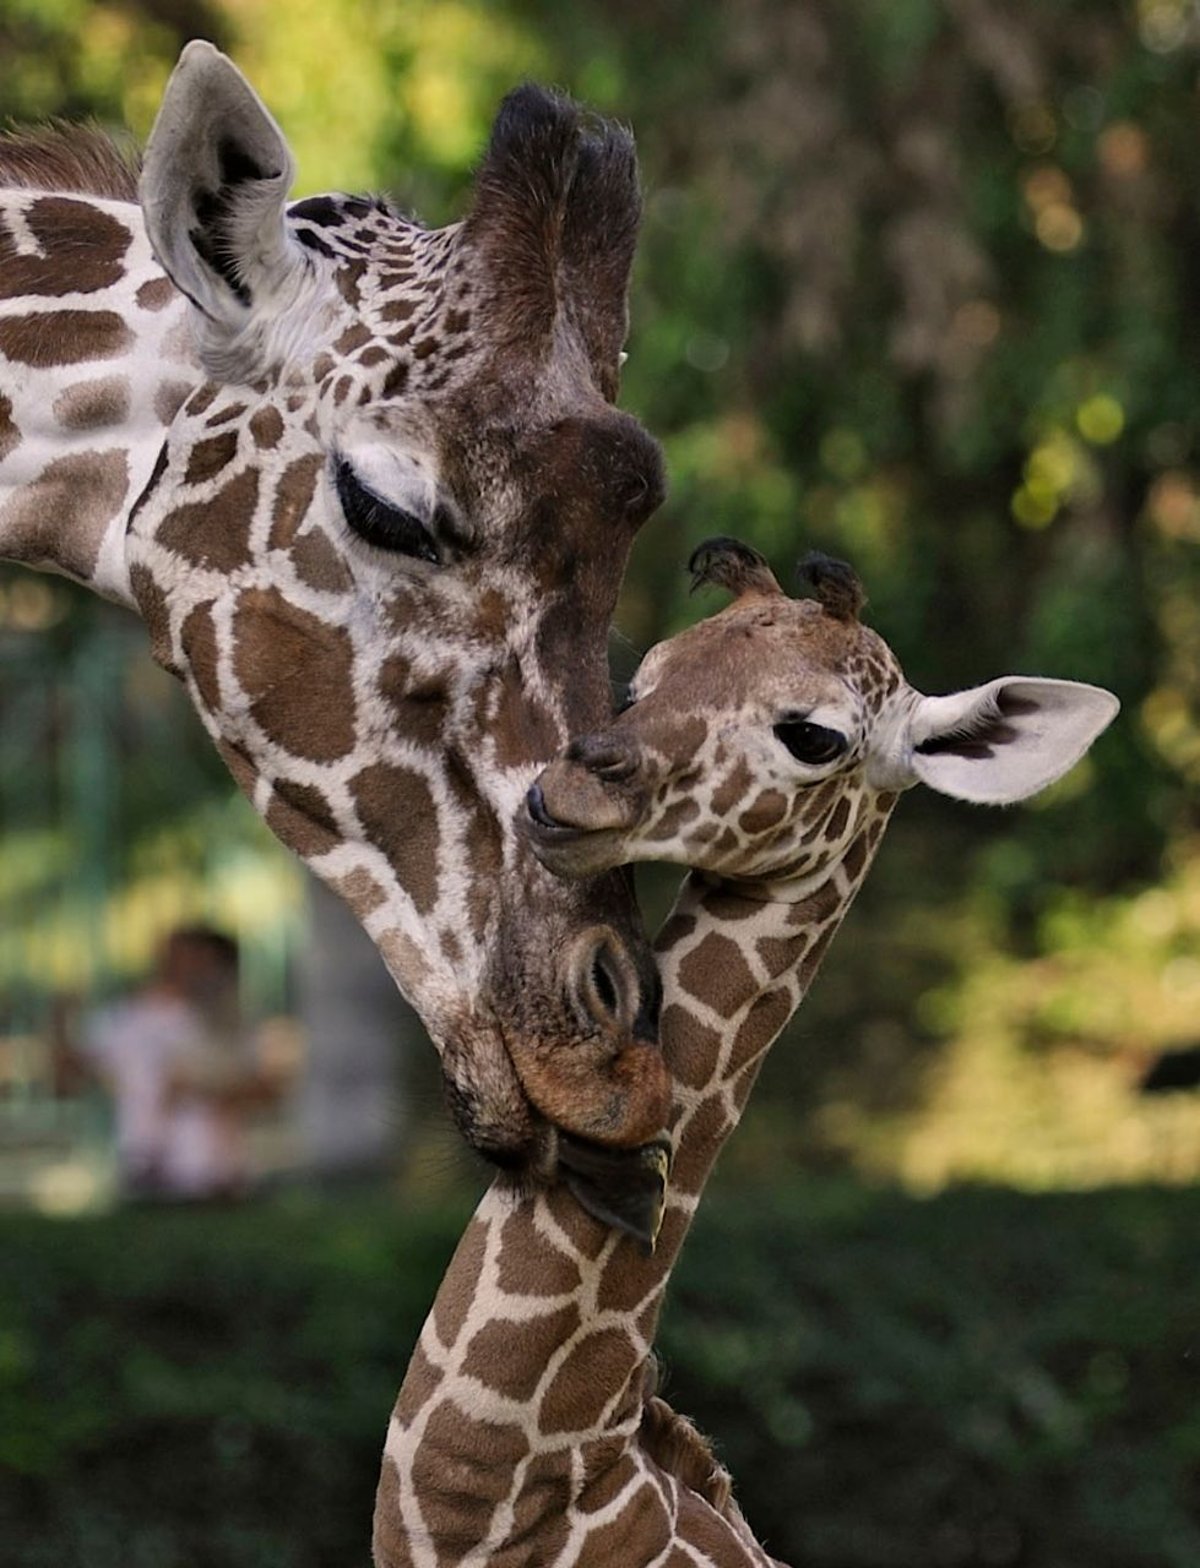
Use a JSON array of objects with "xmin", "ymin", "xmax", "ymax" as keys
[
  {"xmin": 227, "ymin": 586, "xmax": 360, "ymax": 762},
  {"xmin": 737, "ymin": 788, "xmax": 789, "ymax": 837}
]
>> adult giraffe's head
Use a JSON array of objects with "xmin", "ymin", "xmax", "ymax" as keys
[
  {"xmin": 526, "ymin": 537, "xmax": 1119, "ymax": 886},
  {"xmin": 118, "ymin": 45, "xmax": 671, "ymax": 1177}
]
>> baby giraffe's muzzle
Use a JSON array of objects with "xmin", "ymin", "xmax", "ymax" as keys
[{"xmin": 523, "ymin": 731, "xmax": 648, "ymax": 877}]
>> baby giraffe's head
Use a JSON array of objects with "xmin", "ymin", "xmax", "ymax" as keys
[{"xmin": 524, "ymin": 537, "xmax": 1119, "ymax": 886}]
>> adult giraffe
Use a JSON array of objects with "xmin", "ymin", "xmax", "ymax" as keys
[
  {"xmin": 0, "ymin": 43, "xmax": 672, "ymax": 1199},
  {"xmin": 371, "ymin": 540, "xmax": 1117, "ymax": 1565}
]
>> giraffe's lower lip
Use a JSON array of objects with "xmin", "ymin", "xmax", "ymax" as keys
[
  {"xmin": 524, "ymin": 785, "xmax": 594, "ymax": 842},
  {"xmin": 523, "ymin": 811, "xmax": 624, "ymax": 878},
  {"xmin": 556, "ymin": 1132, "xmax": 672, "ymax": 1253}
]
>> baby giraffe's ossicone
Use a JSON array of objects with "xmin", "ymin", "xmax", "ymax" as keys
[{"xmin": 525, "ymin": 535, "xmax": 1119, "ymax": 887}]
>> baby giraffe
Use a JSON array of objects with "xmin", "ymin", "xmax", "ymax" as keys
[{"xmin": 373, "ymin": 539, "xmax": 1117, "ymax": 1567}]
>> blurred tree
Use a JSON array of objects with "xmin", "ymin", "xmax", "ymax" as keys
[
  {"xmin": 499, "ymin": 0, "xmax": 1200, "ymax": 1166},
  {"xmin": 3, "ymin": 0, "xmax": 1198, "ymax": 1179}
]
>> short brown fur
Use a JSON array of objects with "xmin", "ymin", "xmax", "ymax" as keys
[{"xmin": 0, "ymin": 122, "xmax": 140, "ymax": 202}]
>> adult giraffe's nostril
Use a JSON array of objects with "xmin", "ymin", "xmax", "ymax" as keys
[
  {"xmin": 501, "ymin": 927, "xmax": 670, "ymax": 1149},
  {"xmin": 590, "ymin": 948, "xmax": 620, "ymax": 1019},
  {"xmin": 570, "ymin": 931, "xmax": 639, "ymax": 1035}
]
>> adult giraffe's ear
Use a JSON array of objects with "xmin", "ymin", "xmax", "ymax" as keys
[
  {"xmin": 894, "ymin": 677, "xmax": 1119, "ymax": 805},
  {"xmin": 139, "ymin": 42, "xmax": 309, "ymax": 360}
]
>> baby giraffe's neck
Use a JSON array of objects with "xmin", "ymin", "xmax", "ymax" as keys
[{"xmin": 374, "ymin": 789, "xmax": 898, "ymax": 1568}]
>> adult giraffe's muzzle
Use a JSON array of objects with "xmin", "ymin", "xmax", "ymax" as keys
[{"xmin": 498, "ymin": 925, "xmax": 672, "ymax": 1151}]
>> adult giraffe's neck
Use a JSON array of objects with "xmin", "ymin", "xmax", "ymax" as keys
[
  {"xmin": 373, "ymin": 789, "xmax": 898, "ymax": 1565},
  {"xmin": 0, "ymin": 188, "xmax": 197, "ymax": 605}
]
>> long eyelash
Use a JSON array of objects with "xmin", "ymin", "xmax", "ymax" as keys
[{"xmin": 333, "ymin": 458, "xmax": 440, "ymax": 563}]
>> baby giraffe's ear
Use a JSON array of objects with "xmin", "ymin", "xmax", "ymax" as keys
[{"xmin": 902, "ymin": 677, "xmax": 1119, "ymax": 805}]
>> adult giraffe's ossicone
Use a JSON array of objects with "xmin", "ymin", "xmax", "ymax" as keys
[{"xmin": 0, "ymin": 42, "xmax": 671, "ymax": 1197}]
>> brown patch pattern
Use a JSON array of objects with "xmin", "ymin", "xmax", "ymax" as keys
[
  {"xmin": 52, "ymin": 375, "xmax": 130, "ymax": 430},
  {"xmin": 184, "ymin": 431, "xmax": 239, "ymax": 485},
  {"xmin": 333, "ymin": 866, "xmax": 388, "ymax": 917},
  {"xmin": 501, "ymin": 1451, "xmax": 572, "ymax": 1559},
  {"xmin": 232, "ymin": 584, "xmax": 358, "ymax": 761},
  {"xmin": 574, "ymin": 1485, "xmax": 671, "ymax": 1565},
  {"xmin": 728, "ymin": 988, "xmax": 792, "ymax": 1077},
  {"xmin": 433, "ymin": 1219, "xmax": 488, "ymax": 1349},
  {"xmin": 738, "ymin": 788, "xmax": 787, "ymax": 835},
  {"xmin": 266, "ymin": 779, "xmax": 341, "ymax": 860},
  {"xmin": 0, "ymin": 448, "xmax": 127, "ymax": 579},
  {"xmin": 496, "ymin": 1213, "xmax": 581, "ymax": 1296},
  {"xmin": 351, "ymin": 763, "xmax": 440, "ymax": 912},
  {"xmin": 0, "ymin": 308, "xmax": 132, "ymax": 366},
  {"xmin": 249, "ymin": 405, "xmax": 284, "ymax": 448},
  {"xmin": 0, "ymin": 197, "xmax": 129, "ymax": 299},
  {"xmin": 673, "ymin": 1096, "xmax": 731, "ymax": 1193},
  {"xmin": 393, "ymin": 1342, "xmax": 443, "ymax": 1429},
  {"xmin": 539, "ymin": 1328, "xmax": 642, "ymax": 1435},
  {"xmin": 461, "ymin": 1304, "xmax": 581, "ymax": 1402},
  {"xmin": 0, "ymin": 392, "xmax": 20, "ymax": 461},
  {"xmin": 136, "ymin": 276, "xmax": 175, "ymax": 311},
  {"xmin": 291, "ymin": 528, "xmax": 351, "ymax": 592},
  {"xmin": 179, "ymin": 600, "xmax": 221, "ymax": 711},
  {"xmin": 711, "ymin": 755, "xmax": 753, "ymax": 815},
  {"xmin": 665, "ymin": 1005, "xmax": 722, "ymax": 1090},
  {"xmin": 157, "ymin": 467, "xmax": 258, "ymax": 573},
  {"xmin": 410, "ymin": 1402, "xmax": 529, "ymax": 1548},
  {"xmin": 676, "ymin": 931, "xmax": 757, "ymax": 1019},
  {"xmin": 645, "ymin": 796, "xmax": 701, "ymax": 842},
  {"xmin": 267, "ymin": 452, "xmax": 323, "ymax": 549},
  {"xmin": 154, "ymin": 380, "xmax": 192, "ymax": 425},
  {"xmin": 372, "ymin": 1459, "xmax": 420, "ymax": 1568}
]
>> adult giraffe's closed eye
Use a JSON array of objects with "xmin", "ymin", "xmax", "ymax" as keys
[{"xmin": 0, "ymin": 42, "xmax": 672, "ymax": 1203}]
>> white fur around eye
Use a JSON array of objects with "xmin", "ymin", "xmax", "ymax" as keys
[
  {"xmin": 341, "ymin": 443, "xmax": 438, "ymax": 523},
  {"xmin": 797, "ymin": 702, "xmax": 857, "ymax": 736}
]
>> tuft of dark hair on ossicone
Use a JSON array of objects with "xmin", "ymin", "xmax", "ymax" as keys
[
  {"xmin": 797, "ymin": 551, "xmax": 866, "ymax": 622},
  {"xmin": 687, "ymin": 536, "xmax": 782, "ymax": 598}
]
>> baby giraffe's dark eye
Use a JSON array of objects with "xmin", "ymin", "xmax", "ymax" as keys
[
  {"xmin": 333, "ymin": 458, "xmax": 440, "ymax": 564},
  {"xmin": 774, "ymin": 718, "xmax": 848, "ymax": 766}
]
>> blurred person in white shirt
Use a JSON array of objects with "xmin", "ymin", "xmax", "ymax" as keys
[{"xmin": 83, "ymin": 926, "xmax": 267, "ymax": 1199}]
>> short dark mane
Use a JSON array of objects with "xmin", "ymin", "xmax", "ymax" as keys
[{"xmin": 0, "ymin": 121, "xmax": 141, "ymax": 202}]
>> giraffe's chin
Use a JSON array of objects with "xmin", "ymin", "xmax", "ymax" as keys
[
  {"xmin": 469, "ymin": 1111, "xmax": 670, "ymax": 1249},
  {"xmin": 522, "ymin": 816, "xmax": 630, "ymax": 880}
]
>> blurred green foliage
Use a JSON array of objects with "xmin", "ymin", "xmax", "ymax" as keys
[
  {"xmin": 2, "ymin": 1, "xmax": 1199, "ymax": 1160},
  {"xmin": 3, "ymin": 1181, "xmax": 1198, "ymax": 1567}
]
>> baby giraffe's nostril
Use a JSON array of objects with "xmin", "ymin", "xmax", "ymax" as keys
[{"xmin": 566, "ymin": 732, "xmax": 638, "ymax": 783}]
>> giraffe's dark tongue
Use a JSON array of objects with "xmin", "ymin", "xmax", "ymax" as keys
[{"xmin": 557, "ymin": 1134, "xmax": 671, "ymax": 1253}]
